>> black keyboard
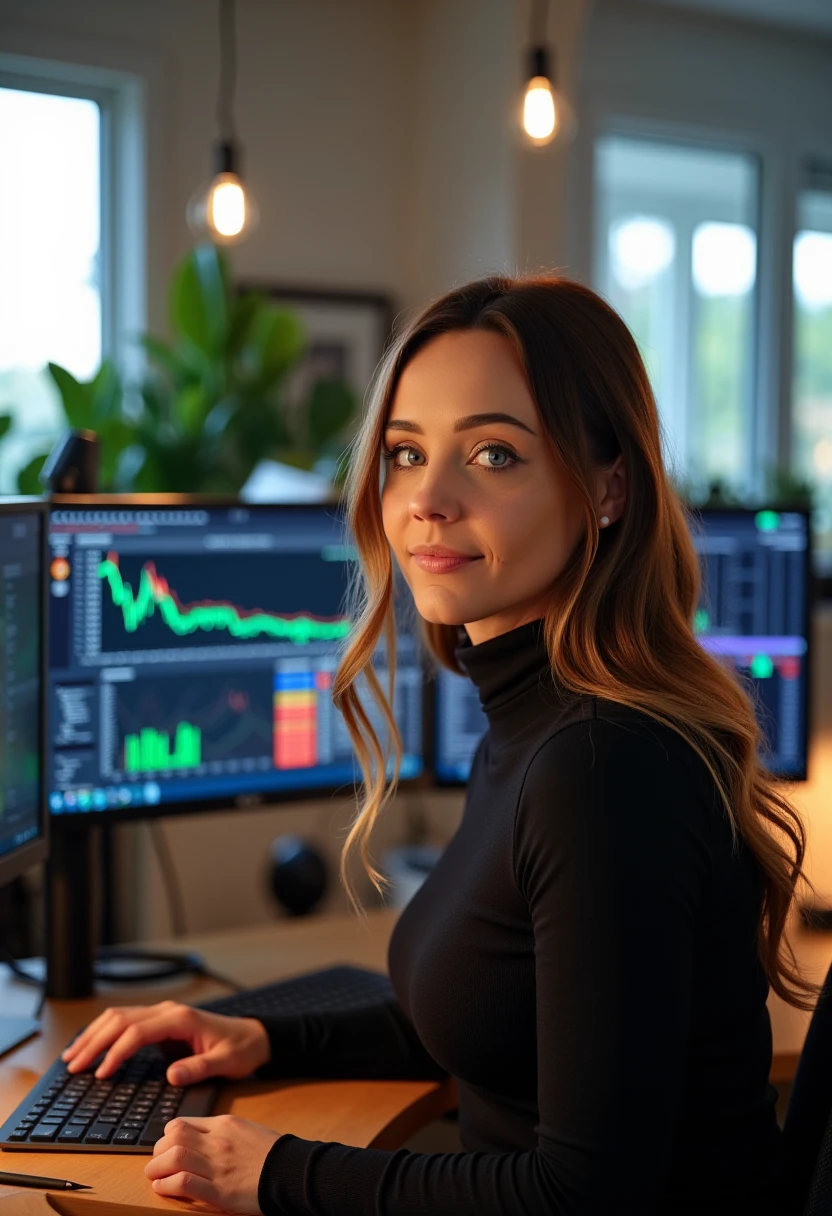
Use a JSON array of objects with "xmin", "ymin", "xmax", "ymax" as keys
[
  {"xmin": 199, "ymin": 963, "xmax": 394, "ymax": 1019},
  {"xmin": 0, "ymin": 1044, "xmax": 218, "ymax": 1154},
  {"xmin": 0, "ymin": 964, "xmax": 393, "ymax": 1154}
]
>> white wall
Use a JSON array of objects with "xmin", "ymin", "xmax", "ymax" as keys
[{"xmin": 4, "ymin": 0, "xmax": 831, "ymax": 939}]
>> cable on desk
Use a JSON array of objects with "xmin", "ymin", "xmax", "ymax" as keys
[{"xmin": 149, "ymin": 821, "xmax": 188, "ymax": 938}]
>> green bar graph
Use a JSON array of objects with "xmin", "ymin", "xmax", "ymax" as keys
[{"xmin": 124, "ymin": 722, "xmax": 202, "ymax": 774}]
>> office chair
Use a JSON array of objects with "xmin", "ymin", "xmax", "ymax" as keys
[{"xmin": 778, "ymin": 955, "xmax": 832, "ymax": 1215}]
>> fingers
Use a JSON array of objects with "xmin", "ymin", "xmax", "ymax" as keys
[
  {"xmin": 63, "ymin": 1003, "xmax": 196, "ymax": 1079},
  {"xmin": 93, "ymin": 1009, "xmax": 196, "ymax": 1079},
  {"xmin": 159, "ymin": 1115, "xmax": 225, "ymax": 1134},
  {"xmin": 151, "ymin": 1118, "xmax": 210, "ymax": 1156},
  {"xmin": 145, "ymin": 1143, "xmax": 212, "ymax": 1182},
  {"xmin": 63, "ymin": 1005, "xmax": 163, "ymax": 1073},
  {"xmin": 166, "ymin": 1043, "xmax": 229, "ymax": 1086},
  {"xmin": 149, "ymin": 1171, "xmax": 218, "ymax": 1206},
  {"xmin": 145, "ymin": 1121, "xmax": 218, "ymax": 1207}
]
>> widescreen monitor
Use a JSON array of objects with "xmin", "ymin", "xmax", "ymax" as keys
[
  {"xmin": 432, "ymin": 507, "xmax": 812, "ymax": 785},
  {"xmin": 47, "ymin": 498, "xmax": 425, "ymax": 822},
  {"xmin": 0, "ymin": 498, "xmax": 48, "ymax": 887}
]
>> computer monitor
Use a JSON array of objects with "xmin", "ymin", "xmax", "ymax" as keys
[
  {"xmin": 46, "ymin": 497, "xmax": 426, "ymax": 823},
  {"xmin": 691, "ymin": 506, "xmax": 812, "ymax": 781},
  {"xmin": 431, "ymin": 506, "xmax": 813, "ymax": 785},
  {"xmin": 0, "ymin": 499, "xmax": 47, "ymax": 884},
  {"xmin": 0, "ymin": 498, "xmax": 48, "ymax": 1056}
]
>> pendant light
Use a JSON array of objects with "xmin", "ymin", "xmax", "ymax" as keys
[
  {"xmin": 187, "ymin": 0, "xmax": 259, "ymax": 244},
  {"xmin": 521, "ymin": 0, "xmax": 575, "ymax": 147}
]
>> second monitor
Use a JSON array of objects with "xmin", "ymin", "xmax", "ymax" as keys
[
  {"xmin": 433, "ymin": 507, "xmax": 813, "ymax": 785},
  {"xmin": 47, "ymin": 499, "xmax": 425, "ymax": 822}
]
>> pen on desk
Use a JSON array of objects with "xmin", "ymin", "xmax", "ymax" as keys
[{"xmin": 0, "ymin": 1170, "xmax": 91, "ymax": 1191}]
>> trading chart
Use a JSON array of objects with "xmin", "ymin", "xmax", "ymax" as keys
[{"xmin": 48, "ymin": 505, "xmax": 423, "ymax": 815}]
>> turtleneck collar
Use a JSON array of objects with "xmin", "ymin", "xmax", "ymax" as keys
[{"xmin": 454, "ymin": 617, "xmax": 567, "ymax": 731}]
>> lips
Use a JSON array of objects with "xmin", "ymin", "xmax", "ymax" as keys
[
  {"xmin": 411, "ymin": 552, "xmax": 481, "ymax": 573},
  {"xmin": 410, "ymin": 547, "xmax": 480, "ymax": 559}
]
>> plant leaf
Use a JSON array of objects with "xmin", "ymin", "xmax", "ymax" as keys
[
  {"xmin": 48, "ymin": 363, "xmax": 91, "ymax": 428},
  {"xmin": 249, "ymin": 308, "xmax": 306, "ymax": 379},
  {"xmin": 91, "ymin": 360, "xmax": 123, "ymax": 422},
  {"xmin": 16, "ymin": 452, "xmax": 49, "ymax": 495},
  {"xmin": 175, "ymin": 383, "xmax": 210, "ymax": 437},
  {"xmin": 0, "ymin": 414, "xmax": 12, "ymax": 442},
  {"xmin": 140, "ymin": 335, "xmax": 186, "ymax": 382},
  {"xmin": 169, "ymin": 243, "xmax": 230, "ymax": 355}
]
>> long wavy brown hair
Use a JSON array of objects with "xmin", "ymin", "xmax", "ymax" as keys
[{"xmin": 331, "ymin": 272, "xmax": 819, "ymax": 1012}]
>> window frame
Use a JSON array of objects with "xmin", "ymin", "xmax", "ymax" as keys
[
  {"xmin": 0, "ymin": 70, "xmax": 115, "ymax": 371},
  {"xmin": 593, "ymin": 130, "xmax": 762, "ymax": 489},
  {"xmin": 571, "ymin": 94, "xmax": 832, "ymax": 599},
  {"xmin": 0, "ymin": 48, "xmax": 151, "ymax": 440}
]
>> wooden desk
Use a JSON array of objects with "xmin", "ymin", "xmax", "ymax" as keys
[
  {"xmin": 0, "ymin": 908, "xmax": 455, "ymax": 1214},
  {"xmin": 2, "ymin": 909, "xmax": 831, "ymax": 1213}
]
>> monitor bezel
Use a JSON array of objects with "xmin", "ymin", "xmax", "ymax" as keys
[
  {"xmin": 430, "ymin": 503, "xmax": 815, "ymax": 787},
  {"xmin": 0, "ymin": 497, "xmax": 49, "ymax": 886},
  {"xmin": 47, "ymin": 494, "xmax": 431, "ymax": 829}
]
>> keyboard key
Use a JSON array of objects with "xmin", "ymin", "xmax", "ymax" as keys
[
  {"xmin": 29, "ymin": 1125, "xmax": 60, "ymax": 1142},
  {"xmin": 58, "ymin": 1126, "xmax": 87, "ymax": 1143},
  {"xmin": 7, "ymin": 1131, "xmax": 29, "ymax": 1142},
  {"xmin": 113, "ymin": 1129, "xmax": 140, "ymax": 1145},
  {"xmin": 84, "ymin": 1124, "xmax": 115, "ymax": 1144}
]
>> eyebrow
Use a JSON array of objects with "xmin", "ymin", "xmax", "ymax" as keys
[{"xmin": 383, "ymin": 412, "xmax": 537, "ymax": 437}]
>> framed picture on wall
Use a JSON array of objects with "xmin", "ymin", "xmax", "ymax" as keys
[{"xmin": 237, "ymin": 283, "xmax": 396, "ymax": 413}]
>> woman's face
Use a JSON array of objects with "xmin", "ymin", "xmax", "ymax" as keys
[{"xmin": 381, "ymin": 328, "xmax": 603, "ymax": 645}]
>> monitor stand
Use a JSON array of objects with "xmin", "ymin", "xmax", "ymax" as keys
[
  {"xmin": 46, "ymin": 820, "xmax": 97, "ymax": 999},
  {"xmin": 0, "ymin": 1017, "xmax": 39, "ymax": 1059},
  {"xmin": 46, "ymin": 821, "xmax": 210, "ymax": 1000}
]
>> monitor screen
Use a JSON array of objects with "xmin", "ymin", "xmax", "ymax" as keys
[
  {"xmin": 47, "ymin": 500, "xmax": 425, "ymax": 821},
  {"xmin": 432, "ymin": 507, "xmax": 812, "ymax": 784},
  {"xmin": 0, "ymin": 501, "xmax": 47, "ymax": 883},
  {"xmin": 691, "ymin": 507, "xmax": 811, "ymax": 780}
]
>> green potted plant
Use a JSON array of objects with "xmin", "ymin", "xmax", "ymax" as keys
[{"xmin": 6, "ymin": 243, "xmax": 357, "ymax": 496}]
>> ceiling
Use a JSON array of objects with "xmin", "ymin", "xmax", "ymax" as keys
[{"xmin": 642, "ymin": 0, "xmax": 832, "ymax": 37}]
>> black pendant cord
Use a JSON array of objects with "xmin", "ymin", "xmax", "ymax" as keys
[
  {"xmin": 530, "ymin": 0, "xmax": 550, "ymax": 47},
  {"xmin": 217, "ymin": 0, "xmax": 237, "ymax": 144}
]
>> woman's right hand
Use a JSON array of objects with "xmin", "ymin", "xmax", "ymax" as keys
[{"xmin": 61, "ymin": 1001, "xmax": 271, "ymax": 1086}]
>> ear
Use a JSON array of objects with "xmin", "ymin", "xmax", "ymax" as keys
[{"xmin": 597, "ymin": 454, "xmax": 627, "ymax": 524}]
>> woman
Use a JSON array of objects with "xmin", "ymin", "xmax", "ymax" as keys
[{"xmin": 63, "ymin": 275, "xmax": 818, "ymax": 1215}]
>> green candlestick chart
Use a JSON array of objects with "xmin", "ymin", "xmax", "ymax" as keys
[
  {"xmin": 97, "ymin": 555, "xmax": 351, "ymax": 645},
  {"xmin": 124, "ymin": 722, "xmax": 202, "ymax": 774}
]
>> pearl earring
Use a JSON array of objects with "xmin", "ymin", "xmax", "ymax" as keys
[{"xmin": 599, "ymin": 516, "xmax": 610, "ymax": 527}]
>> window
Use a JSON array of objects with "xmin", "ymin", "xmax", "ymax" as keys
[
  {"xmin": 792, "ymin": 164, "xmax": 832, "ymax": 578},
  {"xmin": 594, "ymin": 135, "xmax": 759, "ymax": 498},
  {"xmin": 0, "ymin": 78, "xmax": 110, "ymax": 492}
]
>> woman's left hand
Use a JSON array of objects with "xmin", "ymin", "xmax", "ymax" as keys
[{"xmin": 144, "ymin": 1113, "xmax": 281, "ymax": 1213}]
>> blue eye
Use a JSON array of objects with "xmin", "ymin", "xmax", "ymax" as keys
[
  {"xmin": 381, "ymin": 442, "xmax": 520, "ymax": 474},
  {"xmin": 475, "ymin": 444, "xmax": 514, "ymax": 470}
]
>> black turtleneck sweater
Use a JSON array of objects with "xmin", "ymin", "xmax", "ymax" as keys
[{"xmin": 256, "ymin": 618, "xmax": 784, "ymax": 1216}]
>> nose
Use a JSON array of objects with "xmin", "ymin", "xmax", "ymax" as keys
[{"xmin": 407, "ymin": 467, "xmax": 463, "ymax": 523}]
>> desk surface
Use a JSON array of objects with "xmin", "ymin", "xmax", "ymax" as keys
[
  {"xmin": 1, "ymin": 907, "xmax": 831, "ymax": 1213},
  {"xmin": 0, "ymin": 909, "xmax": 454, "ymax": 1213}
]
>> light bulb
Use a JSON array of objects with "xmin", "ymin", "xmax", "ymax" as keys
[
  {"xmin": 519, "ymin": 46, "xmax": 575, "ymax": 148},
  {"xmin": 523, "ymin": 75, "xmax": 557, "ymax": 143},
  {"xmin": 210, "ymin": 175, "xmax": 246, "ymax": 237},
  {"xmin": 187, "ymin": 141, "xmax": 259, "ymax": 245}
]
